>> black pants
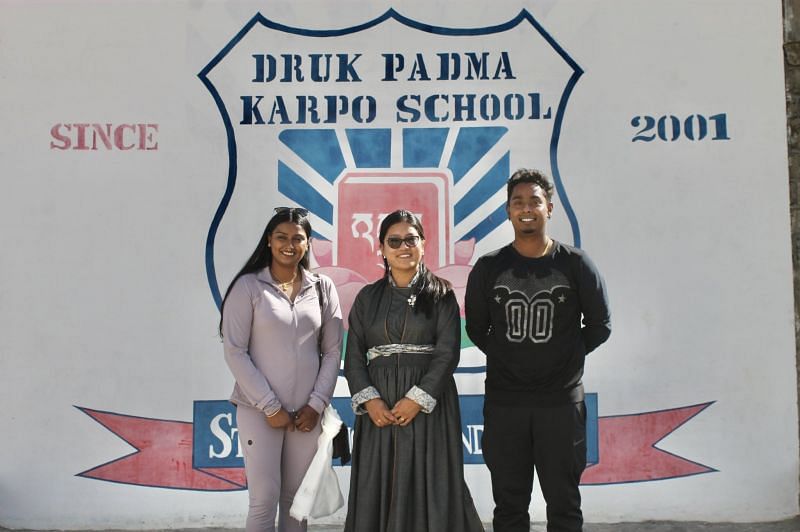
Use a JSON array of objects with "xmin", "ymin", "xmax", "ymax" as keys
[{"xmin": 482, "ymin": 401, "xmax": 587, "ymax": 532}]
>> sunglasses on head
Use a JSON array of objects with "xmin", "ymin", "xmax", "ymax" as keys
[
  {"xmin": 385, "ymin": 235, "xmax": 421, "ymax": 249},
  {"xmin": 274, "ymin": 206, "xmax": 309, "ymax": 217}
]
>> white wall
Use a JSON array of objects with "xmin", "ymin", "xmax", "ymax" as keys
[{"xmin": 0, "ymin": 0, "xmax": 796, "ymax": 528}]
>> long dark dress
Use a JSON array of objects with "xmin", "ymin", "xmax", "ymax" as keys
[{"xmin": 343, "ymin": 279, "xmax": 484, "ymax": 532}]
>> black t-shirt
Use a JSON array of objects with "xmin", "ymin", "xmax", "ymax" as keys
[{"xmin": 465, "ymin": 241, "xmax": 611, "ymax": 406}]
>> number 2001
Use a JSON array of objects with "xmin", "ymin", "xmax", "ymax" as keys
[{"xmin": 631, "ymin": 113, "xmax": 729, "ymax": 142}]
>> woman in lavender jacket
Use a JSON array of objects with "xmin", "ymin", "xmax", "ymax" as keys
[{"xmin": 219, "ymin": 207, "xmax": 343, "ymax": 532}]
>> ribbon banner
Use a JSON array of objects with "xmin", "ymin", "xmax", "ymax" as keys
[{"xmin": 76, "ymin": 397, "xmax": 715, "ymax": 491}]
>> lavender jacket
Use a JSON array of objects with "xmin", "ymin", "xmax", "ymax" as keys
[{"xmin": 222, "ymin": 267, "xmax": 344, "ymax": 415}]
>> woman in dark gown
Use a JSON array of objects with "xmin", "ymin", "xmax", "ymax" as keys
[{"xmin": 343, "ymin": 209, "xmax": 484, "ymax": 532}]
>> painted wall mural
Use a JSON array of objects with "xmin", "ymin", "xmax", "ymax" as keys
[{"xmin": 1, "ymin": 1, "xmax": 796, "ymax": 528}]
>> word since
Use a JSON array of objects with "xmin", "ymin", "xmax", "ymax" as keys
[{"xmin": 50, "ymin": 123, "xmax": 159, "ymax": 150}]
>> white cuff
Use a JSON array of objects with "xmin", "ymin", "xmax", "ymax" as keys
[
  {"xmin": 351, "ymin": 386, "xmax": 380, "ymax": 414},
  {"xmin": 405, "ymin": 386, "xmax": 436, "ymax": 414}
]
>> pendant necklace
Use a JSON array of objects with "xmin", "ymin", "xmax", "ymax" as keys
[
  {"xmin": 388, "ymin": 268, "xmax": 420, "ymax": 307},
  {"xmin": 540, "ymin": 237, "xmax": 552, "ymax": 257},
  {"xmin": 407, "ymin": 293, "xmax": 417, "ymax": 308},
  {"xmin": 272, "ymin": 269, "xmax": 297, "ymax": 293}
]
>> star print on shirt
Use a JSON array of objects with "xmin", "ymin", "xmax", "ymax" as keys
[
  {"xmin": 558, "ymin": 295, "xmax": 567, "ymax": 303},
  {"xmin": 494, "ymin": 295, "xmax": 502, "ymax": 304}
]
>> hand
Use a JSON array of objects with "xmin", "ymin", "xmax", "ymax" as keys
[
  {"xmin": 266, "ymin": 409, "xmax": 295, "ymax": 431},
  {"xmin": 294, "ymin": 405, "xmax": 320, "ymax": 432},
  {"xmin": 391, "ymin": 398, "xmax": 422, "ymax": 427},
  {"xmin": 364, "ymin": 398, "xmax": 397, "ymax": 428}
]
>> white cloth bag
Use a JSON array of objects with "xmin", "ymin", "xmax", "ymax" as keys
[{"xmin": 289, "ymin": 405, "xmax": 345, "ymax": 520}]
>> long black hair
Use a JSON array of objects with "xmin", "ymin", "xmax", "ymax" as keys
[
  {"xmin": 218, "ymin": 208, "xmax": 312, "ymax": 336},
  {"xmin": 379, "ymin": 209, "xmax": 452, "ymax": 317}
]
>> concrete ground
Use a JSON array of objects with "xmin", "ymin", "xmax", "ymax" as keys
[
  {"xmin": 4, "ymin": 519, "xmax": 800, "ymax": 531},
  {"xmin": 297, "ymin": 520, "xmax": 800, "ymax": 531},
  {"xmin": 285, "ymin": 522, "xmax": 800, "ymax": 531}
]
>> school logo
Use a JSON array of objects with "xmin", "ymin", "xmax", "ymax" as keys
[
  {"xmin": 200, "ymin": 9, "xmax": 585, "ymax": 314},
  {"xmin": 77, "ymin": 9, "xmax": 716, "ymax": 491},
  {"xmin": 272, "ymin": 126, "xmax": 511, "ymax": 334}
]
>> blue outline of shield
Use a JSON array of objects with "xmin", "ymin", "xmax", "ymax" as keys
[{"xmin": 199, "ymin": 8, "xmax": 583, "ymax": 308}]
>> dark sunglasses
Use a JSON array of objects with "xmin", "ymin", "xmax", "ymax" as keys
[
  {"xmin": 274, "ymin": 206, "xmax": 309, "ymax": 217},
  {"xmin": 385, "ymin": 235, "xmax": 421, "ymax": 249}
]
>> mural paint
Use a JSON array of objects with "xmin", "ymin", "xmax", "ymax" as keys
[
  {"xmin": 2, "ymin": 0, "xmax": 797, "ymax": 527},
  {"xmin": 79, "ymin": 10, "xmax": 715, "ymax": 492}
]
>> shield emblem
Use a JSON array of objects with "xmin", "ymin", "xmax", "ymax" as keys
[
  {"xmin": 200, "ymin": 9, "xmax": 583, "ymax": 317},
  {"xmin": 198, "ymin": 7, "xmax": 584, "ymax": 398}
]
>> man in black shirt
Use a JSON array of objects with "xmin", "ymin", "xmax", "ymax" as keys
[{"xmin": 465, "ymin": 169, "xmax": 611, "ymax": 532}]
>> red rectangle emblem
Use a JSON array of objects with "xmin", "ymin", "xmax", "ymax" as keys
[{"xmin": 336, "ymin": 171, "xmax": 451, "ymax": 281}]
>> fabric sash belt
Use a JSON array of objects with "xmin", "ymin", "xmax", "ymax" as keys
[{"xmin": 366, "ymin": 343, "xmax": 434, "ymax": 363}]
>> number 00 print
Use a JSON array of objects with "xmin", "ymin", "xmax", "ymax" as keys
[
  {"xmin": 631, "ymin": 113, "xmax": 730, "ymax": 142},
  {"xmin": 505, "ymin": 299, "xmax": 554, "ymax": 343}
]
